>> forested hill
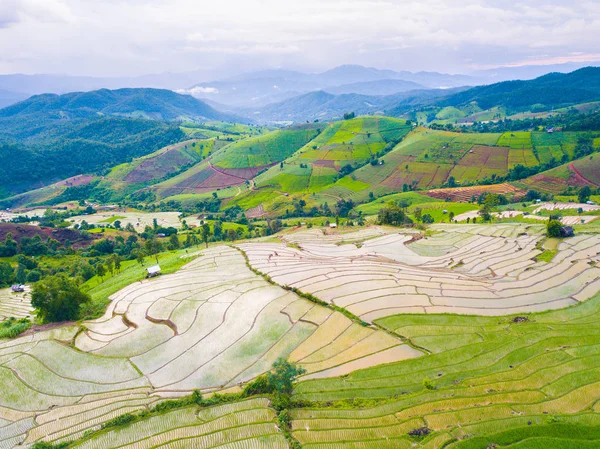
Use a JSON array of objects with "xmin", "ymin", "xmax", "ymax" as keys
[
  {"xmin": 438, "ymin": 67, "xmax": 600, "ymax": 112},
  {"xmin": 0, "ymin": 118, "xmax": 184, "ymax": 199},
  {"xmin": 0, "ymin": 87, "xmax": 243, "ymax": 122}
]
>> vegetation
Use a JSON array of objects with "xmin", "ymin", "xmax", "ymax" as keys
[{"xmin": 31, "ymin": 275, "xmax": 91, "ymax": 322}]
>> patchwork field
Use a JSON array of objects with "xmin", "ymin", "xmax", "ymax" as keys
[
  {"xmin": 521, "ymin": 151, "xmax": 600, "ymax": 193},
  {"xmin": 240, "ymin": 224, "xmax": 600, "ymax": 320},
  {"xmin": 426, "ymin": 183, "xmax": 526, "ymax": 202}
]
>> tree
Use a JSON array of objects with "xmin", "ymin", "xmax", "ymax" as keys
[
  {"xmin": 422, "ymin": 214, "xmax": 434, "ymax": 224},
  {"xmin": 578, "ymin": 186, "xmax": 592, "ymax": 204},
  {"xmin": 136, "ymin": 250, "xmax": 146, "ymax": 266},
  {"xmin": 343, "ymin": 112, "xmax": 356, "ymax": 120},
  {"xmin": 414, "ymin": 208, "xmax": 423, "ymax": 223},
  {"xmin": 0, "ymin": 262, "xmax": 14, "ymax": 287},
  {"xmin": 547, "ymin": 219, "xmax": 563, "ymax": 238},
  {"xmin": 144, "ymin": 238, "xmax": 161, "ymax": 263},
  {"xmin": 378, "ymin": 202, "xmax": 413, "ymax": 226},
  {"xmin": 201, "ymin": 223, "xmax": 212, "ymax": 248},
  {"xmin": 168, "ymin": 234, "xmax": 181, "ymax": 250},
  {"xmin": 267, "ymin": 358, "xmax": 306, "ymax": 395},
  {"xmin": 113, "ymin": 255, "xmax": 121, "ymax": 273},
  {"xmin": 31, "ymin": 275, "xmax": 91, "ymax": 322},
  {"xmin": 478, "ymin": 193, "xmax": 500, "ymax": 222},
  {"xmin": 96, "ymin": 263, "xmax": 106, "ymax": 280}
]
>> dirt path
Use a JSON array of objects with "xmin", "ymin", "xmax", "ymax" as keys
[{"xmin": 569, "ymin": 163, "xmax": 600, "ymax": 187}]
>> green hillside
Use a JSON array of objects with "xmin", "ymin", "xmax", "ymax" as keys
[
  {"xmin": 210, "ymin": 123, "xmax": 321, "ymax": 169},
  {"xmin": 519, "ymin": 149, "xmax": 600, "ymax": 193}
]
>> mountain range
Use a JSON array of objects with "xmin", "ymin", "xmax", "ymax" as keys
[{"xmin": 0, "ymin": 62, "xmax": 597, "ymax": 111}]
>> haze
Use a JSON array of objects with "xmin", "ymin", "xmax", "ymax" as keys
[{"xmin": 1, "ymin": 0, "xmax": 599, "ymax": 79}]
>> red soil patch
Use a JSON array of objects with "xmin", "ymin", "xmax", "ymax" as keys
[
  {"xmin": 569, "ymin": 163, "xmax": 600, "ymax": 187},
  {"xmin": 213, "ymin": 165, "xmax": 272, "ymax": 180},
  {"xmin": 0, "ymin": 223, "xmax": 97, "ymax": 248},
  {"xmin": 426, "ymin": 183, "xmax": 525, "ymax": 202},
  {"xmin": 55, "ymin": 175, "xmax": 95, "ymax": 188},
  {"xmin": 311, "ymin": 160, "xmax": 338, "ymax": 170},
  {"xmin": 124, "ymin": 150, "xmax": 191, "ymax": 183},
  {"xmin": 459, "ymin": 146, "xmax": 509, "ymax": 170}
]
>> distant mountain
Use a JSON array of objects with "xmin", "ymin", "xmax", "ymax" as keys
[
  {"xmin": 0, "ymin": 89, "xmax": 28, "ymax": 109},
  {"xmin": 185, "ymin": 65, "xmax": 476, "ymax": 107},
  {"xmin": 0, "ymin": 87, "xmax": 244, "ymax": 123},
  {"xmin": 439, "ymin": 67, "xmax": 600, "ymax": 112},
  {"xmin": 324, "ymin": 79, "xmax": 425, "ymax": 96},
  {"xmin": 472, "ymin": 62, "xmax": 600, "ymax": 85},
  {"xmin": 243, "ymin": 88, "xmax": 463, "ymax": 123}
]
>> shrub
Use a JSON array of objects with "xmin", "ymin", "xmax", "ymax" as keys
[{"xmin": 546, "ymin": 219, "xmax": 563, "ymax": 238}]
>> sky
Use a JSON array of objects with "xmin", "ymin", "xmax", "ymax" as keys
[{"xmin": 0, "ymin": 0, "xmax": 599, "ymax": 79}]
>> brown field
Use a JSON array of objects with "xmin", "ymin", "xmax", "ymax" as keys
[
  {"xmin": 426, "ymin": 183, "xmax": 526, "ymax": 202},
  {"xmin": 0, "ymin": 223, "xmax": 97, "ymax": 248},
  {"xmin": 458, "ymin": 145, "xmax": 509, "ymax": 170},
  {"xmin": 55, "ymin": 175, "xmax": 95, "ymax": 188}
]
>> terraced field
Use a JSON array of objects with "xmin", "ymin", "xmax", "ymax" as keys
[
  {"xmin": 240, "ymin": 224, "xmax": 600, "ymax": 320},
  {"xmin": 70, "ymin": 398, "xmax": 287, "ymax": 449},
  {"xmin": 291, "ymin": 290, "xmax": 600, "ymax": 448},
  {"xmin": 0, "ymin": 245, "xmax": 418, "ymax": 446},
  {"xmin": 521, "ymin": 151, "xmax": 600, "ymax": 193},
  {"xmin": 0, "ymin": 288, "xmax": 33, "ymax": 321}
]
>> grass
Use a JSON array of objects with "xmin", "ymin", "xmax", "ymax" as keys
[
  {"xmin": 356, "ymin": 192, "xmax": 438, "ymax": 215},
  {"xmin": 0, "ymin": 317, "xmax": 31, "ymax": 339},
  {"xmin": 290, "ymin": 289, "xmax": 600, "ymax": 447},
  {"xmin": 535, "ymin": 249, "xmax": 558, "ymax": 262},
  {"xmin": 81, "ymin": 247, "xmax": 196, "ymax": 319},
  {"xmin": 211, "ymin": 125, "xmax": 321, "ymax": 169}
]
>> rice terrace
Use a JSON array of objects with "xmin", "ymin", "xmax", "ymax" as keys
[{"xmin": 2, "ymin": 3, "xmax": 600, "ymax": 448}]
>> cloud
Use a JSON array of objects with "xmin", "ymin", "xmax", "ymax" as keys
[{"xmin": 0, "ymin": 0, "xmax": 597, "ymax": 76}]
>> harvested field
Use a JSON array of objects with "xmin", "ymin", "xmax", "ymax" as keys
[
  {"xmin": 55, "ymin": 174, "xmax": 95, "ymax": 188},
  {"xmin": 239, "ymin": 224, "xmax": 600, "ymax": 320},
  {"xmin": 425, "ymin": 183, "xmax": 525, "ymax": 202},
  {"xmin": 69, "ymin": 211, "xmax": 196, "ymax": 230},
  {"xmin": 533, "ymin": 202, "xmax": 600, "ymax": 213},
  {"xmin": 0, "ymin": 287, "xmax": 33, "ymax": 321}
]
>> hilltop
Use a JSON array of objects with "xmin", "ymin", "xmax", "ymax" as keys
[{"xmin": 0, "ymin": 88, "xmax": 243, "ymax": 123}]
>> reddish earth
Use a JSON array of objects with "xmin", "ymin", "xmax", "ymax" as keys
[
  {"xmin": 426, "ymin": 183, "xmax": 525, "ymax": 202},
  {"xmin": 312, "ymin": 160, "xmax": 338, "ymax": 169},
  {"xmin": 55, "ymin": 175, "xmax": 95, "ymax": 188},
  {"xmin": 246, "ymin": 205, "xmax": 266, "ymax": 219},
  {"xmin": 459, "ymin": 146, "xmax": 509, "ymax": 170},
  {"xmin": 569, "ymin": 163, "xmax": 600, "ymax": 187},
  {"xmin": 124, "ymin": 150, "xmax": 192, "ymax": 183},
  {"xmin": 0, "ymin": 223, "xmax": 97, "ymax": 248},
  {"xmin": 212, "ymin": 164, "xmax": 272, "ymax": 180}
]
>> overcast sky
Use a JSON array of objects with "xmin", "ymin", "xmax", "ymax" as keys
[{"xmin": 0, "ymin": 0, "xmax": 599, "ymax": 78}]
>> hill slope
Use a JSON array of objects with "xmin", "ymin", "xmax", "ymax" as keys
[
  {"xmin": 0, "ymin": 88, "xmax": 242, "ymax": 123},
  {"xmin": 440, "ymin": 67, "xmax": 600, "ymax": 113}
]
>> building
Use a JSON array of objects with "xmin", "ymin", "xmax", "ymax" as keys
[
  {"xmin": 560, "ymin": 226, "xmax": 575, "ymax": 238},
  {"xmin": 11, "ymin": 285, "xmax": 25, "ymax": 293},
  {"xmin": 146, "ymin": 265, "xmax": 161, "ymax": 277}
]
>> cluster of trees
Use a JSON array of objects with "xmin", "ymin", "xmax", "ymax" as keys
[{"xmin": 377, "ymin": 202, "xmax": 413, "ymax": 226}]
